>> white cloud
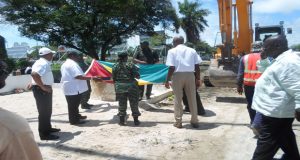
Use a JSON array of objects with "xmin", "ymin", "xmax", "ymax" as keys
[{"xmin": 254, "ymin": 0, "xmax": 300, "ymax": 14}]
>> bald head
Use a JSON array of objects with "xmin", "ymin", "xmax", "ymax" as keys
[
  {"xmin": 262, "ymin": 35, "xmax": 288, "ymax": 59},
  {"xmin": 172, "ymin": 36, "xmax": 184, "ymax": 47}
]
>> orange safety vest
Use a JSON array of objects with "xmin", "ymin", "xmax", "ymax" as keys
[{"xmin": 243, "ymin": 53, "xmax": 262, "ymax": 86}]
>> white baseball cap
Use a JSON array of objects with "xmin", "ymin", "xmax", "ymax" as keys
[{"xmin": 39, "ymin": 47, "xmax": 56, "ymax": 56}]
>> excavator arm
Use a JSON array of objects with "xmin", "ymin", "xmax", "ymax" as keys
[{"xmin": 205, "ymin": 0, "xmax": 253, "ymax": 87}]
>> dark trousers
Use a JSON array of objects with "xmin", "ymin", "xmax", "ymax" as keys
[
  {"xmin": 252, "ymin": 112, "xmax": 263, "ymax": 129},
  {"xmin": 244, "ymin": 85, "xmax": 256, "ymax": 124},
  {"xmin": 183, "ymin": 89, "xmax": 205, "ymax": 114},
  {"xmin": 139, "ymin": 84, "xmax": 153, "ymax": 98},
  {"xmin": 80, "ymin": 80, "xmax": 91, "ymax": 106},
  {"xmin": 65, "ymin": 94, "xmax": 82, "ymax": 124},
  {"xmin": 252, "ymin": 115, "xmax": 300, "ymax": 160},
  {"xmin": 32, "ymin": 85, "xmax": 52, "ymax": 135}
]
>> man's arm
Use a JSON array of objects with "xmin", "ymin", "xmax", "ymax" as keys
[
  {"xmin": 279, "ymin": 62, "xmax": 300, "ymax": 121},
  {"xmin": 133, "ymin": 48, "xmax": 147, "ymax": 64},
  {"xmin": 236, "ymin": 57, "xmax": 245, "ymax": 94},
  {"xmin": 75, "ymin": 75, "xmax": 102, "ymax": 81},
  {"xmin": 133, "ymin": 59, "xmax": 147, "ymax": 64},
  {"xmin": 73, "ymin": 64, "xmax": 102, "ymax": 81},
  {"xmin": 31, "ymin": 72, "xmax": 52, "ymax": 93},
  {"xmin": 165, "ymin": 66, "xmax": 175, "ymax": 89}
]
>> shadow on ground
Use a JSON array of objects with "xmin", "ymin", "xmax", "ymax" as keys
[
  {"xmin": 38, "ymin": 140, "xmax": 144, "ymax": 160},
  {"xmin": 216, "ymin": 96, "xmax": 247, "ymax": 104}
]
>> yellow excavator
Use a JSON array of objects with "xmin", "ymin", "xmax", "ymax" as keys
[{"xmin": 204, "ymin": 0, "xmax": 292, "ymax": 87}]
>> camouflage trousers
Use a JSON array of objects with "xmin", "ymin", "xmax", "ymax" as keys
[{"xmin": 116, "ymin": 91, "xmax": 141, "ymax": 117}]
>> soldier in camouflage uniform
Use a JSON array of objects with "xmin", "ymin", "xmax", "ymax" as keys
[
  {"xmin": 133, "ymin": 41, "xmax": 159, "ymax": 100},
  {"xmin": 112, "ymin": 51, "xmax": 141, "ymax": 125}
]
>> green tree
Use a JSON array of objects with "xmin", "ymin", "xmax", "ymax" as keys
[
  {"xmin": 0, "ymin": 0, "xmax": 179, "ymax": 60},
  {"xmin": 194, "ymin": 41, "xmax": 215, "ymax": 56},
  {"xmin": 291, "ymin": 44, "xmax": 300, "ymax": 51},
  {"xmin": 178, "ymin": 0, "xmax": 210, "ymax": 43}
]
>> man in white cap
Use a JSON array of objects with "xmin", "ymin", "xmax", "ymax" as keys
[
  {"xmin": 31, "ymin": 47, "xmax": 60, "ymax": 140},
  {"xmin": 0, "ymin": 60, "xmax": 43, "ymax": 160}
]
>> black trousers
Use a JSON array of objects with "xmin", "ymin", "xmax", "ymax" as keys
[
  {"xmin": 244, "ymin": 85, "xmax": 256, "ymax": 124},
  {"xmin": 65, "ymin": 94, "xmax": 82, "ymax": 124},
  {"xmin": 139, "ymin": 84, "xmax": 153, "ymax": 98},
  {"xmin": 182, "ymin": 89, "xmax": 205, "ymax": 114},
  {"xmin": 32, "ymin": 85, "xmax": 52, "ymax": 135},
  {"xmin": 252, "ymin": 115, "xmax": 300, "ymax": 160},
  {"xmin": 80, "ymin": 80, "xmax": 91, "ymax": 106}
]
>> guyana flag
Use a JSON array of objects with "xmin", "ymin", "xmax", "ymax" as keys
[{"xmin": 85, "ymin": 60, "xmax": 169, "ymax": 85}]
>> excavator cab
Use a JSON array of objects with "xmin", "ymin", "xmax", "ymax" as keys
[{"xmin": 255, "ymin": 21, "xmax": 291, "ymax": 42}]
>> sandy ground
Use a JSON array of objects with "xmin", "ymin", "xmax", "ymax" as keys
[{"xmin": 1, "ymin": 85, "xmax": 300, "ymax": 160}]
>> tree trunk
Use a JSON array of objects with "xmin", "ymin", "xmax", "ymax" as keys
[
  {"xmin": 100, "ymin": 47, "xmax": 107, "ymax": 61},
  {"xmin": 92, "ymin": 52, "xmax": 99, "ymax": 60},
  {"xmin": 86, "ymin": 45, "xmax": 99, "ymax": 60}
]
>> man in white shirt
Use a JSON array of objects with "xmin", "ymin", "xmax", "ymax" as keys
[
  {"xmin": 31, "ymin": 47, "xmax": 60, "ymax": 140},
  {"xmin": 165, "ymin": 36, "xmax": 201, "ymax": 128},
  {"xmin": 0, "ymin": 60, "xmax": 43, "ymax": 160},
  {"xmin": 251, "ymin": 35, "xmax": 300, "ymax": 159},
  {"xmin": 60, "ymin": 50, "xmax": 101, "ymax": 125}
]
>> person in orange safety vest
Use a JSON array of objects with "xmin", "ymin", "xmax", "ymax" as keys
[{"xmin": 237, "ymin": 42, "xmax": 263, "ymax": 134}]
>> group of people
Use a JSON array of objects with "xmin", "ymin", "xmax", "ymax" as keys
[
  {"xmin": 237, "ymin": 35, "xmax": 300, "ymax": 159},
  {"xmin": 31, "ymin": 48, "xmax": 102, "ymax": 140},
  {"xmin": 1, "ymin": 34, "xmax": 299, "ymax": 159},
  {"xmin": 112, "ymin": 38, "xmax": 206, "ymax": 127}
]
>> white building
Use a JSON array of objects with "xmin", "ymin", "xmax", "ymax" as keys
[{"xmin": 6, "ymin": 42, "xmax": 30, "ymax": 58}]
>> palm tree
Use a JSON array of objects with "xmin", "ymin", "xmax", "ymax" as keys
[{"xmin": 178, "ymin": 0, "xmax": 210, "ymax": 43}]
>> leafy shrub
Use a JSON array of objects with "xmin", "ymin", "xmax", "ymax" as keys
[
  {"xmin": 3, "ymin": 58, "xmax": 16, "ymax": 73},
  {"xmin": 52, "ymin": 63, "xmax": 62, "ymax": 83}
]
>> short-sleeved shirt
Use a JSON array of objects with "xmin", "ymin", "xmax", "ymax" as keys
[
  {"xmin": 0, "ymin": 108, "xmax": 43, "ymax": 160},
  {"xmin": 252, "ymin": 49, "xmax": 300, "ymax": 118},
  {"xmin": 60, "ymin": 59, "xmax": 88, "ymax": 95},
  {"xmin": 31, "ymin": 57, "xmax": 54, "ymax": 85},
  {"xmin": 166, "ymin": 44, "xmax": 202, "ymax": 72}
]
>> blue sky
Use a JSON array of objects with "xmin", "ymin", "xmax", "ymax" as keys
[
  {"xmin": 192, "ymin": 0, "xmax": 300, "ymax": 46},
  {"xmin": 1, "ymin": 0, "xmax": 300, "ymax": 48}
]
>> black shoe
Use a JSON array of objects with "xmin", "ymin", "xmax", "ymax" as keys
[
  {"xmin": 146, "ymin": 96, "xmax": 151, "ymax": 100},
  {"xmin": 119, "ymin": 116, "xmax": 126, "ymax": 126},
  {"xmin": 48, "ymin": 128, "xmax": 61, "ymax": 133},
  {"xmin": 133, "ymin": 117, "xmax": 140, "ymax": 126},
  {"xmin": 184, "ymin": 108, "xmax": 190, "ymax": 112},
  {"xmin": 81, "ymin": 105, "xmax": 91, "ymax": 109},
  {"xmin": 88, "ymin": 103, "xmax": 94, "ymax": 107},
  {"xmin": 79, "ymin": 115, "xmax": 87, "ymax": 119},
  {"xmin": 40, "ymin": 134, "xmax": 59, "ymax": 140},
  {"xmin": 70, "ymin": 120, "xmax": 86, "ymax": 125}
]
